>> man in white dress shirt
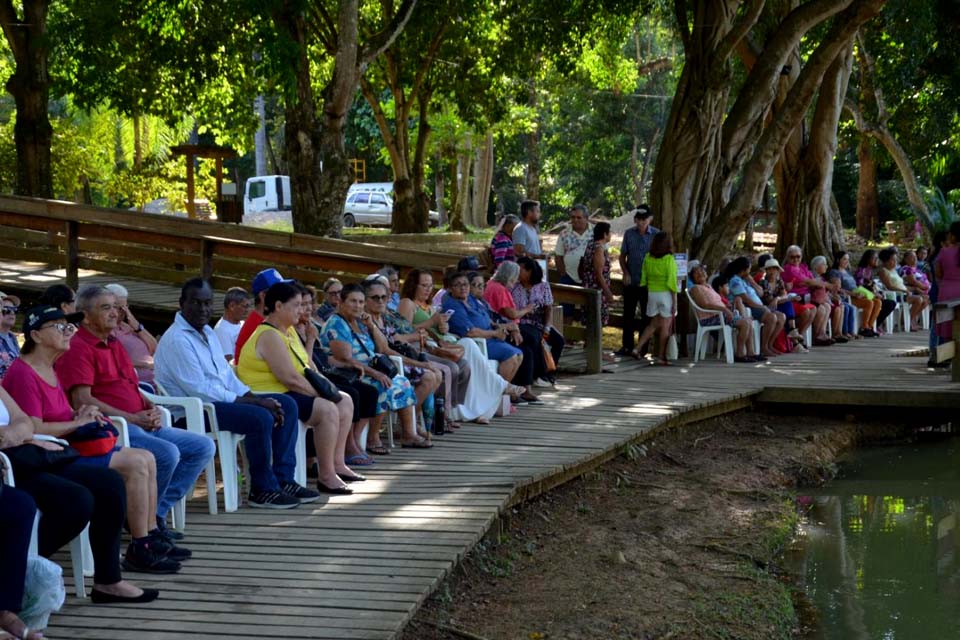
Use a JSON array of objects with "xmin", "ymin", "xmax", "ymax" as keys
[{"xmin": 155, "ymin": 278, "xmax": 318, "ymax": 510}]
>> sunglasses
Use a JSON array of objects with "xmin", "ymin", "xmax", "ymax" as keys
[
  {"xmin": 1, "ymin": 306, "xmax": 18, "ymax": 315},
  {"xmin": 368, "ymin": 294, "xmax": 387, "ymax": 301}
]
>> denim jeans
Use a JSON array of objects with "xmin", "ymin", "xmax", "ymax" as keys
[
  {"xmin": 213, "ymin": 393, "xmax": 299, "ymax": 492},
  {"xmin": 127, "ymin": 422, "xmax": 216, "ymax": 519}
]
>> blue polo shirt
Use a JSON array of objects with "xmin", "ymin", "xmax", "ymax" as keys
[
  {"xmin": 442, "ymin": 295, "xmax": 491, "ymax": 337},
  {"xmin": 621, "ymin": 225, "xmax": 660, "ymax": 283}
]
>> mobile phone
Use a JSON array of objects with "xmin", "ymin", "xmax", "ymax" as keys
[{"xmin": 442, "ymin": 309, "xmax": 456, "ymax": 319}]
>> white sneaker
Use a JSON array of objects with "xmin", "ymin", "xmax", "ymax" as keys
[{"xmin": 533, "ymin": 378, "xmax": 553, "ymax": 388}]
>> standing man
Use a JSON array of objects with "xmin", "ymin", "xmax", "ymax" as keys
[
  {"xmin": 554, "ymin": 205, "xmax": 594, "ymax": 318},
  {"xmin": 213, "ymin": 287, "xmax": 252, "ymax": 362},
  {"xmin": 512, "ymin": 200, "xmax": 545, "ymax": 260},
  {"xmin": 56, "ymin": 284, "xmax": 216, "ymax": 541},
  {"xmin": 554, "ymin": 205, "xmax": 593, "ymax": 285},
  {"xmin": 618, "ymin": 205, "xmax": 659, "ymax": 356},
  {"xmin": 155, "ymin": 279, "xmax": 317, "ymax": 509},
  {"xmin": 0, "ymin": 291, "xmax": 21, "ymax": 381}
]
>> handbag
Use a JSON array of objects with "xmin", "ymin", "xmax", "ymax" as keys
[
  {"xmin": 349, "ymin": 323, "xmax": 400, "ymax": 378},
  {"xmin": 541, "ymin": 339, "xmax": 557, "ymax": 372},
  {"xmin": 3, "ymin": 441, "xmax": 79, "ymax": 475},
  {"xmin": 269, "ymin": 322, "xmax": 342, "ymax": 403},
  {"xmin": 68, "ymin": 420, "xmax": 119, "ymax": 457}
]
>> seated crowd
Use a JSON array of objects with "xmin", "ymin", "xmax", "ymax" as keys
[
  {"xmin": 0, "ymin": 259, "xmax": 567, "ymax": 632},
  {"xmin": 2, "ymin": 215, "xmax": 956, "ymax": 636}
]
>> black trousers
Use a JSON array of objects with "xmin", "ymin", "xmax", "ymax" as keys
[
  {"xmin": 307, "ymin": 378, "xmax": 379, "ymax": 457},
  {"xmin": 511, "ymin": 337, "xmax": 536, "ymax": 387},
  {"xmin": 621, "ymin": 284, "xmax": 650, "ymax": 352},
  {"xmin": 518, "ymin": 324, "xmax": 566, "ymax": 381},
  {"xmin": 877, "ymin": 298, "xmax": 897, "ymax": 327},
  {"xmin": 0, "ymin": 486, "xmax": 36, "ymax": 611},
  {"xmin": 16, "ymin": 462, "xmax": 126, "ymax": 586}
]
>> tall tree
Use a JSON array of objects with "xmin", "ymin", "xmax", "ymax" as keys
[
  {"xmin": 651, "ymin": 0, "xmax": 885, "ymax": 266},
  {"xmin": 1, "ymin": 0, "xmax": 53, "ymax": 197}
]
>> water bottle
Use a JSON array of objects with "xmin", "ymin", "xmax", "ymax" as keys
[{"xmin": 433, "ymin": 393, "xmax": 446, "ymax": 436}]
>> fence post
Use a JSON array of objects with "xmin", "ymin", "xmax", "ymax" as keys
[
  {"xmin": 65, "ymin": 221, "xmax": 79, "ymax": 291},
  {"xmin": 583, "ymin": 288, "xmax": 603, "ymax": 374},
  {"xmin": 200, "ymin": 238, "xmax": 215, "ymax": 283}
]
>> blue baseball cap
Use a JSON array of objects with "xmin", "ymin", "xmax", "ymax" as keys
[{"xmin": 252, "ymin": 268, "xmax": 292, "ymax": 295}]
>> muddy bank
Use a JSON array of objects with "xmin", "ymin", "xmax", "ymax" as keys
[{"xmin": 400, "ymin": 410, "xmax": 911, "ymax": 640}]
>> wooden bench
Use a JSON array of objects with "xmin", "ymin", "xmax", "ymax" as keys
[{"xmin": 932, "ymin": 300, "xmax": 960, "ymax": 382}]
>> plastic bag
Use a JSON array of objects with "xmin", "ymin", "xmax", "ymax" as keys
[
  {"xmin": 19, "ymin": 555, "xmax": 65, "ymax": 630},
  {"xmin": 666, "ymin": 334, "xmax": 679, "ymax": 361}
]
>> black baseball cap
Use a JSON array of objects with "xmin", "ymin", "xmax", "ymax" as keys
[{"xmin": 22, "ymin": 305, "xmax": 84, "ymax": 335}]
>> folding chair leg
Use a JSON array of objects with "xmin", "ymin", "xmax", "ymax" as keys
[
  {"xmin": 69, "ymin": 532, "xmax": 87, "ymax": 598},
  {"xmin": 205, "ymin": 458, "xmax": 218, "ymax": 516},
  {"xmin": 295, "ymin": 421, "xmax": 308, "ymax": 487}
]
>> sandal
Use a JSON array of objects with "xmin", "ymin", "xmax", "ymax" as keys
[
  {"xmin": 505, "ymin": 384, "xmax": 526, "ymax": 397},
  {"xmin": 345, "ymin": 454, "xmax": 375, "ymax": 466},
  {"xmin": 366, "ymin": 444, "xmax": 390, "ymax": 456},
  {"xmin": 400, "ymin": 438, "xmax": 434, "ymax": 449},
  {"xmin": 445, "ymin": 421, "xmax": 463, "ymax": 430},
  {"xmin": 474, "ymin": 416, "xmax": 491, "ymax": 425}
]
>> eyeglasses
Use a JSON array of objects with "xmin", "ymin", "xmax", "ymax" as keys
[
  {"xmin": 368, "ymin": 295, "xmax": 387, "ymax": 301},
  {"xmin": 42, "ymin": 322, "xmax": 77, "ymax": 334},
  {"xmin": 326, "ymin": 289, "xmax": 343, "ymax": 297}
]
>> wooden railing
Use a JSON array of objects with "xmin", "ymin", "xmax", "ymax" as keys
[
  {"xmin": 0, "ymin": 195, "xmax": 605, "ymax": 373},
  {"xmin": 933, "ymin": 300, "xmax": 960, "ymax": 382}
]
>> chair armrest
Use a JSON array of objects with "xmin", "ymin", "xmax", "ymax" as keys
[
  {"xmin": 142, "ymin": 391, "xmax": 205, "ymax": 436},
  {"xmin": 107, "ymin": 417, "xmax": 131, "ymax": 448},
  {"xmin": 471, "ymin": 337, "xmax": 489, "ymax": 357},
  {"xmin": 0, "ymin": 451, "xmax": 14, "ymax": 486},
  {"xmin": 389, "ymin": 355, "xmax": 404, "ymax": 381}
]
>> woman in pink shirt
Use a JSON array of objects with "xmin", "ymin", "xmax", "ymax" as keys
[
  {"xmin": 2, "ymin": 305, "xmax": 174, "ymax": 564},
  {"xmin": 781, "ymin": 245, "xmax": 831, "ymax": 346},
  {"xmin": 483, "ymin": 261, "xmax": 535, "ymax": 322}
]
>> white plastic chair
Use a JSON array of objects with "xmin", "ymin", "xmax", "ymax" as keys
[
  {"xmin": 143, "ymin": 387, "xmax": 221, "ymax": 521},
  {"xmin": 685, "ymin": 290, "xmax": 734, "ymax": 364},
  {"xmin": 471, "ymin": 337, "xmax": 500, "ymax": 373},
  {"xmin": 1, "ymin": 442, "xmax": 95, "ymax": 598}
]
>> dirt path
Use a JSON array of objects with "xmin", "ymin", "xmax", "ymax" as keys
[{"xmin": 400, "ymin": 410, "xmax": 908, "ymax": 640}]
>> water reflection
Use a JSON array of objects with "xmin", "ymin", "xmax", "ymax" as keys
[{"xmin": 793, "ymin": 442, "xmax": 960, "ymax": 640}]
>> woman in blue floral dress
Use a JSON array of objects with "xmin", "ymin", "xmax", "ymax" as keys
[{"xmin": 321, "ymin": 284, "xmax": 430, "ymax": 450}]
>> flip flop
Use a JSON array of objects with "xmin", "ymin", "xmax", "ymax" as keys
[
  {"xmin": 366, "ymin": 444, "xmax": 390, "ymax": 456},
  {"xmin": 400, "ymin": 438, "xmax": 434, "ymax": 449},
  {"xmin": 345, "ymin": 454, "xmax": 375, "ymax": 466}
]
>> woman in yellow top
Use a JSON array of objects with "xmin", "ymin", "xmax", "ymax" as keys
[
  {"xmin": 632, "ymin": 231, "xmax": 678, "ymax": 365},
  {"xmin": 237, "ymin": 281, "xmax": 359, "ymax": 494}
]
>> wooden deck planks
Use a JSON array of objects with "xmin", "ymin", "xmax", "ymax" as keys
[{"xmin": 25, "ymin": 273, "xmax": 954, "ymax": 639}]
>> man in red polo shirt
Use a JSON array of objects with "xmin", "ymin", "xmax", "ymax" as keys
[
  {"xmin": 234, "ymin": 268, "xmax": 292, "ymax": 357},
  {"xmin": 56, "ymin": 285, "xmax": 215, "ymax": 551}
]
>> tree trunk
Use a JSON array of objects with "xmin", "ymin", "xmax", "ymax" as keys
[
  {"xmin": 456, "ymin": 135, "xmax": 473, "ymax": 227},
  {"xmin": 638, "ymin": 127, "xmax": 659, "ymax": 205},
  {"xmin": 274, "ymin": 4, "xmax": 331, "ymax": 236},
  {"xmin": 524, "ymin": 79, "xmax": 540, "ymax": 201},
  {"xmin": 447, "ymin": 158, "xmax": 464, "ymax": 230},
  {"xmin": 471, "ymin": 131, "xmax": 494, "ymax": 227},
  {"xmin": 855, "ymin": 137, "xmax": 879, "ymax": 239},
  {"xmin": 775, "ymin": 41, "xmax": 854, "ymax": 260},
  {"xmin": 254, "ymin": 95, "xmax": 268, "ymax": 176},
  {"xmin": 435, "ymin": 151, "xmax": 448, "ymax": 227},
  {"xmin": 2, "ymin": 0, "xmax": 53, "ymax": 198},
  {"xmin": 114, "ymin": 116, "xmax": 125, "ymax": 169},
  {"xmin": 652, "ymin": 0, "xmax": 883, "ymax": 266},
  {"xmin": 133, "ymin": 112, "xmax": 142, "ymax": 169}
]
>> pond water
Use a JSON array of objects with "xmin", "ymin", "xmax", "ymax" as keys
[{"xmin": 791, "ymin": 439, "xmax": 960, "ymax": 640}]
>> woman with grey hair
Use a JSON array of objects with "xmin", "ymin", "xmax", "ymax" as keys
[
  {"xmin": 484, "ymin": 261, "xmax": 534, "ymax": 322},
  {"xmin": 105, "ymin": 283, "xmax": 158, "ymax": 384}
]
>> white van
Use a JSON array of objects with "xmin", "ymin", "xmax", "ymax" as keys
[{"xmin": 243, "ymin": 175, "xmax": 290, "ymax": 215}]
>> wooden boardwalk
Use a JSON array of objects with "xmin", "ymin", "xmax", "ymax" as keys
[{"xmin": 38, "ymin": 328, "xmax": 957, "ymax": 640}]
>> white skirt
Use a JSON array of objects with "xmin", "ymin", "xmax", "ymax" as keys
[{"xmin": 451, "ymin": 337, "xmax": 507, "ymax": 421}]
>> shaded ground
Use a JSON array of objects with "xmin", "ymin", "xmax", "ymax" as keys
[{"xmin": 400, "ymin": 410, "xmax": 909, "ymax": 640}]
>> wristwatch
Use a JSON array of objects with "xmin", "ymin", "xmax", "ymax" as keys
[{"xmin": 134, "ymin": 323, "xmax": 144, "ymax": 333}]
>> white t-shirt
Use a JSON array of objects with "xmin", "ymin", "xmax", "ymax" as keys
[{"xmin": 213, "ymin": 317, "xmax": 243, "ymax": 359}]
